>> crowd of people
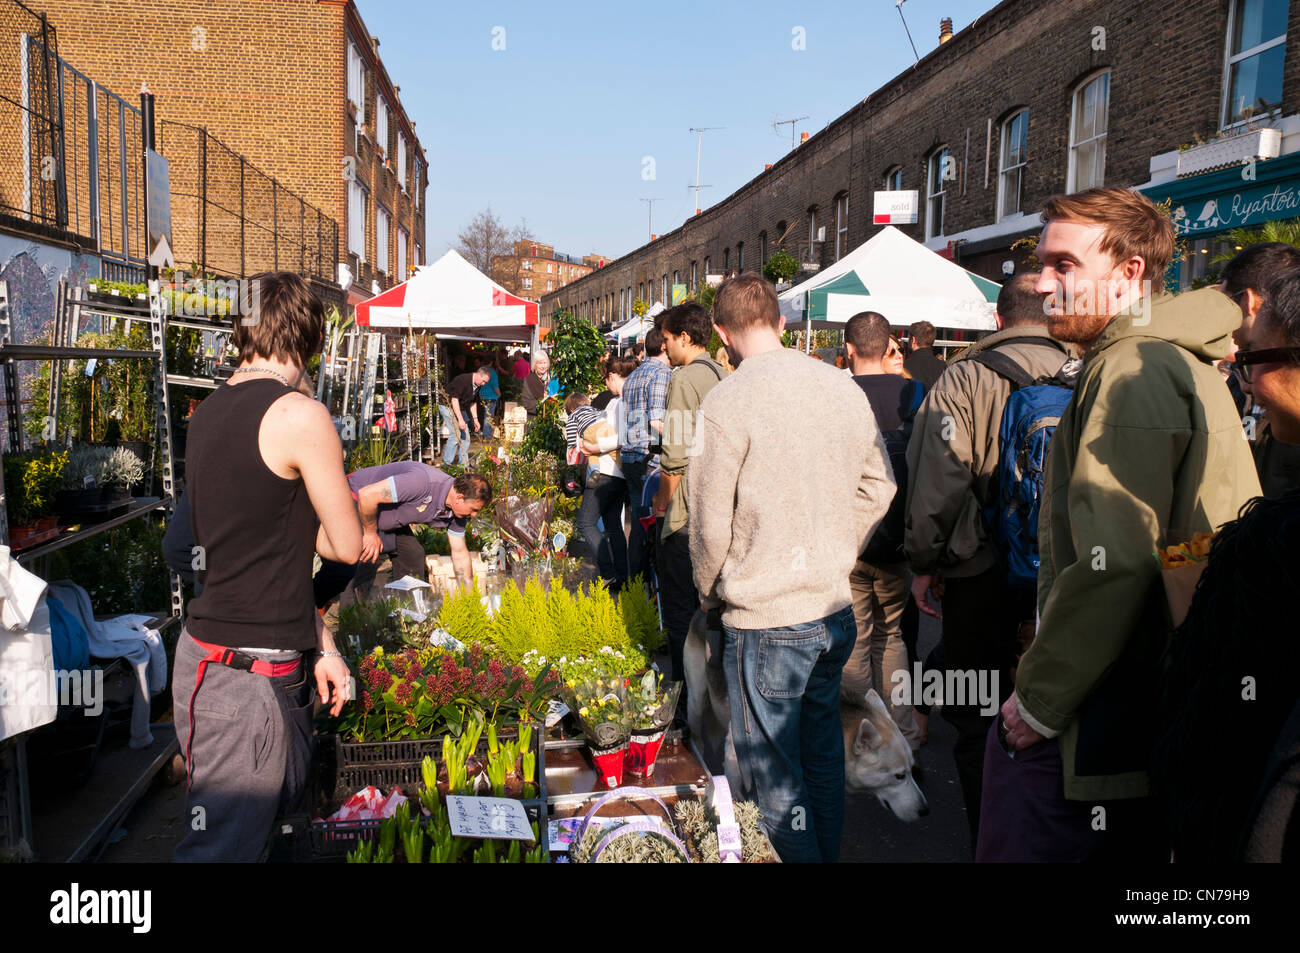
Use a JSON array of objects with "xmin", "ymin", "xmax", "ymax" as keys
[{"xmin": 170, "ymin": 184, "xmax": 1300, "ymax": 863}]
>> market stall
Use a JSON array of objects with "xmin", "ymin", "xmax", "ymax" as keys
[{"xmin": 778, "ymin": 225, "xmax": 1001, "ymax": 348}]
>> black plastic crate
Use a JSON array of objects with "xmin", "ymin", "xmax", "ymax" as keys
[
  {"xmin": 282, "ymin": 728, "xmax": 549, "ymax": 862},
  {"xmin": 329, "ymin": 722, "xmax": 541, "ymax": 801}
]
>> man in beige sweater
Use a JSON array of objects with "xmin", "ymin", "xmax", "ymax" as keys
[{"xmin": 690, "ymin": 273, "xmax": 896, "ymax": 862}]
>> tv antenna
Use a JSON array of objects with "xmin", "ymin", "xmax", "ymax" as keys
[
  {"xmin": 689, "ymin": 126, "xmax": 723, "ymax": 214},
  {"xmin": 639, "ymin": 198, "xmax": 659, "ymax": 242},
  {"xmin": 896, "ymin": 0, "xmax": 920, "ymax": 65},
  {"xmin": 773, "ymin": 114, "xmax": 809, "ymax": 151}
]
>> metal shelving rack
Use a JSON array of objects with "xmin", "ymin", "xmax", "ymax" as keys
[
  {"xmin": 0, "ymin": 277, "xmax": 185, "ymax": 860},
  {"xmin": 0, "ymin": 277, "xmax": 183, "ymax": 607}
]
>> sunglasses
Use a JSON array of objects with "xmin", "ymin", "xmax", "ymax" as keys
[{"xmin": 1233, "ymin": 346, "xmax": 1300, "ymax": 383}]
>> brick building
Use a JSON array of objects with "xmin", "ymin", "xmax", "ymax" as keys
[
  {"xmin": 36, "ymin": 0, "xmax": 428, "ymax": 306},
  {"xmin": 491, "ymin": 239, "xmax": 611, "ymax": 302},
  {"xmin": 544, "ymin": 0, "xmax": 1300, "ymax": 327}
]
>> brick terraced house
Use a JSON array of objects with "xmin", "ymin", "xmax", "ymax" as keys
[
  {"xmin": 37, "ymin": 0, "xmax": 428, "ymax": 307},
  {"xmin": 544, "ymin": 0, "xmax": 1300, "ymax": 332}
]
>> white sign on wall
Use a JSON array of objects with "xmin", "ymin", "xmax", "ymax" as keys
[{"xmin": 873, "ymin": 190, "xmax": 919, "ymax": 225}]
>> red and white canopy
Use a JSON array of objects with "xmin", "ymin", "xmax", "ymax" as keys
[{"xmin": 355, "ymin": 249, "xmax": 539, "ymax": 342}]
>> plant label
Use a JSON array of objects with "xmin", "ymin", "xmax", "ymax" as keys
[{"xmin": 446, "ymin": 796, "xmax": 534, "ymax": 842}]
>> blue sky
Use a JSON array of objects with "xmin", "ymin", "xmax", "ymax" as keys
[{"xmin": 356, "ymin": 0, "xmax": 1000, "ymax": 262}]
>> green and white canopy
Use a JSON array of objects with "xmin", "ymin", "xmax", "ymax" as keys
[{"xmin": 778, "ymin": 226, "xmax": 1001, "ymax": 331}]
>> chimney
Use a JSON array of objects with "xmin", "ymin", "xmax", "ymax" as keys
[
  {"xmin": 651, "ymin": 234, "xmax": 657, "ymax": 242},
  {"xmin": 765, "ymin": 163, "xmax": 772, "ymax": 170},
  {"xmin": 799, "ymin": 131, "xmax": 809, "ymax": 145},
  {"xmin": 939, "ymin": 18, "xmax": 954, "ymax": 44}
]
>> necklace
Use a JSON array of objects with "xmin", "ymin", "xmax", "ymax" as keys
[{"xmin": 232, "ymin": 366, "xmax": 291, "ymax": 387}]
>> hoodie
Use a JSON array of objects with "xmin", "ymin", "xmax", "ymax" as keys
[{"xmin": 1014, "ymin": 287, "xmax": 1261, "ymax": 801}]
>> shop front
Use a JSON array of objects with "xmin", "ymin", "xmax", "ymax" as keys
[{"xmin": 1142, "ymin": 151, "xmax": 1300, "ymax": 291}]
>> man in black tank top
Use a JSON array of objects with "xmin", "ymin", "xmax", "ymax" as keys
[{"xmin": 172, "ymin": 272, "xmax": 362, "ymax": 862}]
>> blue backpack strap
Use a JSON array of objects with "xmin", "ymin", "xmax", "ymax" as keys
[{"xmin": 909, "ymin": 379, "xmax": 925, "ymax": 415}]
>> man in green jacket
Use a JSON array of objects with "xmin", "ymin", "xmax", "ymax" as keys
[
  {"xmin": 983, "ymin": 187, "xmax": 1261, "ymax": 862},
  {"xmin": 904, "ymin": 273, "xmax": 1073, "ymax": 850}
]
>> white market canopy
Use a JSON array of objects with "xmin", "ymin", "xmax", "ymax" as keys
[
  {"xmin": 778, "ymin": 226, "xmax": 1000, "ymax": 331},
  {"xmin": 609, "ymin": 301, "xmax": 666, "ymax": 342},
  {"xmin": 355, "ymin": 249, "xmax": 539, "ymax": 342}
]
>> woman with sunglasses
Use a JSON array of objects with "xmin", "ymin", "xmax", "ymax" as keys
[{"xmin": 1155, "ymin": 270, "xmax": 1300, "ymax": 863}]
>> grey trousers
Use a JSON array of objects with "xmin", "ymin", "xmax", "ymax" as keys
[{"xmin": 172, "ymin": 630, "xmax": 316, "ymax": 862}]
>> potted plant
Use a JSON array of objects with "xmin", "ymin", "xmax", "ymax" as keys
[
  {"xmin": 5, "ymin": 450, "xmax": 67, "ymax": 544},
  {"xmin": 98, "ymin": 446, "xmax": 146, "ymax": 503},
  {"xmin": 56, "ymin": 445, "xmax": 110, "ymax": 515}
]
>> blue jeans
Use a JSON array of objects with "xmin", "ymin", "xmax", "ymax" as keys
[
  {"xmin": 723, "ymin": 605, "xmax": 856, "ymax": 863},
  {"xmin": 440, "ymin": 405, "xmax": 469, "ymax": 465},
  {"xmin": 481, "ymin": 399, "xmax": 497, "ymax": 441},
  {"xmin": 576, "ymin": 472, "xmax": 628, "ymax": 589}
]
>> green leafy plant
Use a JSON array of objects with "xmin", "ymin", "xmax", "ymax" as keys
[
  {"xmin": 518, "ymin": 399, "xmax": 566, "ymax": 464},
  {"xmin": 547, "ymin": 309, "xmax": 606, "ymax": 397},
  {"xmin": 336, "ymin": 597, "xmax": 403, "ymax": 657},
  {"xmin": 3, "ymin": 450, "xmax": 67, "ymax": 526},
  {"xmin": 763, "ymin": 248, "xmax": 800, "ymax": 285},
  {"xmin": 347, "ymin": 434, "xmax": 403, "ymax": 471}
]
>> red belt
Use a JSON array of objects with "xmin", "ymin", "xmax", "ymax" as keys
[{"xmin": 184, "ymin": 635, "xmax": 303, "ymax": 792}]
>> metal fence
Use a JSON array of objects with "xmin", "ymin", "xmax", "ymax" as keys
[
  {"xmin": 56, "ymin": 56, "xmax": 146, "ymax": 272},
  {"xmin": 0, "ymin": 0, "xmax": 63, "ymax": 230},
  {"xmin": 159, "ymin": 120, "xmax": 338, "ymax": 282}
]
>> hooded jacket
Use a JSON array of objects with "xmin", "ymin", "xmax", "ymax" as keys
[
  {"xmin": 904, "ymin": 325, "xmax": 1072, "ymax": 578},
  {"xmin": 1014, "ymin": 287, "xmax": 1261, "ymax": 801}
]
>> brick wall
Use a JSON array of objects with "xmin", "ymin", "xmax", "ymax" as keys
[
  {"xmin": 37, "ymin": 0, "xmax": 426, "ymax": 290},
  {"xmin": 544, "ymin": 0, "xmax": 1300, "ymax": 323}
]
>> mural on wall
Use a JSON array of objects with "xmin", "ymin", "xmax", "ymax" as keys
[
  {"xmin": 0, "ymin": 237, "xmax": 100, "ymax": 450},
  {"xmin": 0, "ymin": 236, "xmax": 99, "ymax": 343}
]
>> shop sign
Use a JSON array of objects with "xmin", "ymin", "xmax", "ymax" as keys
[{"xmin": 1171, "ymin": 180, "xmax": 1300, "ymax": 237}]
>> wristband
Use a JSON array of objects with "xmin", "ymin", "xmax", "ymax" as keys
[{"xmin": 318, "ymin": 650, "xmax": 344, "ymax": 659}]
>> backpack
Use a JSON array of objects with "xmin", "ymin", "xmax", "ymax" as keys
[
  {"xmin": 862, "ymin": 378, "xmax": 925, "ymax": 563},
  {"xmin": 970, "ymin": 344, "xmax": 1077, "ymax": 589}
]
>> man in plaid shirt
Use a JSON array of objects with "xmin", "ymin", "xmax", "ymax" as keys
[{"xmin": 618, "ymin": 326, "xmax": 673, "ymax": 584}]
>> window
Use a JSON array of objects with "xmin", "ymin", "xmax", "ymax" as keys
[
  {"xmin": 673, "ymin": 269, "xmax": 679, "ymax": 289},
  {"xmin": 834, "ymin": 193, "xmax": 849, "ymax": 261},
  {"xmin": 376, "ymin": 95, "xmax": 389, "ymax": 153},
  {"xmin": 546, "ymin": 263, "xmax": 553, "ymax": 273},
  {"xmin": 347, "ymin": 43, "xmax": 365, "ymax": 122},
  {"xmin": 737, "ymin": 242, "xmax": 745, "ymax": 272},
  {"xmin": 926, "ymin": 148, "xmax": 950, "ymax": 240},
  {"xmin": 521, "ymin": 259, "xmax": 532, "ymax": 271},
  {"xmin": 662, "ymin": 274, "xmax": 668, "ymax": 301},
  {"xmin": 883, "ymin": 166, "xmax": 903, "ymax": 191},
  {"xmin": 376, "ymin": 205, "xmax": 390, "ymax": 273},
  {"xmin": 397, "ymin": 135, "xmax": 407, "ymax": 189},
  {"xmin": 691, "ymin": 261, "xmax": 697, "ymax": 286},
  {"xmin": 522, "ymin": 277, "xmax": 533, "ymax": 290},
  {"xmin": 807, "ymin": 210, "xmax": 818, "ymax": 261},
  {"xmin": 704, "ymin": 256, "xmax": 711, "ymax": 277},
  {"xmin": 412, "ymin": 157, "xmax": 421, "ymax": 209},
  {"xmin": 1223, "ymin": 0, "xmax": 1288, "ymax": 127},
  {"xmin": 759, "ymin": 231, "xmax": 768, "ymax": 266},
  {"xmin": 414, "ymin": 242, "xmax": 421, "ymax": 267},
  {"xmin": 397, "ymin": 227, "xmax": 407, "ymax": 278},
  {"xmin": 547, "ymin": 280, "xmax": 554, "ymax": 292},
  {"xmin": 1068, "ymin": 71, "xmax": 1109, "ymax": 192},
  {"xmin": 724, "ymin": 248, "xmax": 730, "ymax": 273},
  {"xmin": 348, "ymin": 179, "xmax": 367, "ymax": 259},
  {"xmin": 998, "ymin": 110, "xmax": 1029, "ymax": 220}
]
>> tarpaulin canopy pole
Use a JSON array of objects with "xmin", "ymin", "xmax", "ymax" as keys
[{"xmin": 805, "ymin": 318, "xmax": 811, "ymax": 353}]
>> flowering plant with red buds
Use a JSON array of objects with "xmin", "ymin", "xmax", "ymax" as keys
[{"xmin": 336, "ymin": 642, "xmax": 561, "ymax": 742}]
